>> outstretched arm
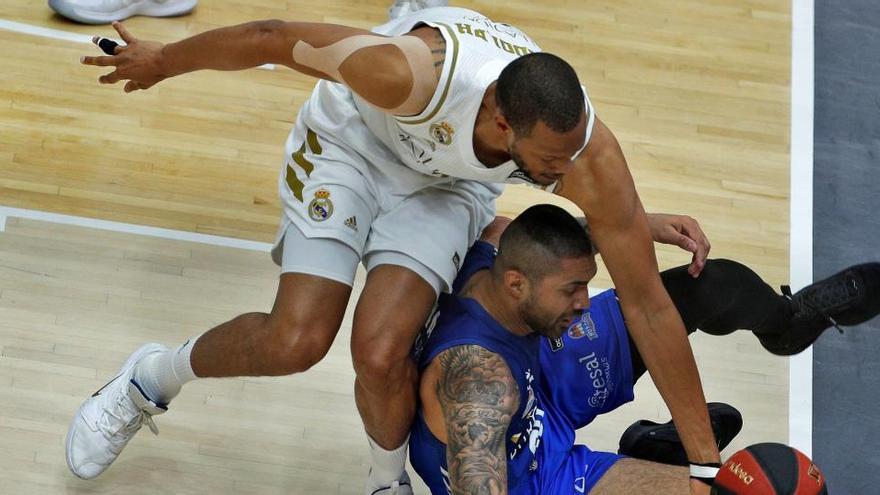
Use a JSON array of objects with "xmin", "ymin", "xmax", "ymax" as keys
[
  {"xmin": 556, "ymin": 117, "xmax": 718, "ymax": 493},
  {"xmin": 436, "ymin": 345, "xmax": 519, "ymax": 495},
  {"xmin": 81, "ymin": 20, "xmax": 440, "ymax": 115},
  {"xmin": 573, "ymin": 212, "xmax": 712, "ymax": 266}
]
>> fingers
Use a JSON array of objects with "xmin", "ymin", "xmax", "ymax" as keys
[
  {"xmin": 81, "ymin": 54, "xmax": 117, "ymax": 67},
  {"xmin": 99, "ymin": 70, "xmax": 121, "ymax": 84},
  {"xmin": 679, "ymin": 216, "xmax": 712, "ymax": 278},
  {"xmin": 91, "ymin": 37, "xmax": 117, "ymax": 55},
  {"xmin": 674, "ymin": 232, "xmax": 698, "ymax": 253},
  {"xmin": 673, "ymin": 231, "xmax": 705, "ymax": 277},
  {"xmin": 688, "ymin": 256, "xmax": 705, "ymax": 278},
  {"xmin": 124, "ymin": 81, "xmax": 141, "ymax": 93},
  {"xmin": 112, "ymin": 21, "xmax": 136, "ymax": 44},
  {"xmin": 677, "ymin": 216, "xmax": 710, "ymax": 277},
  {"xmin": 691, "ymin": 236, "xmax": 710, "ymax": 273}
]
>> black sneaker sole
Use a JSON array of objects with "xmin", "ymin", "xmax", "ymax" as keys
[{"xmin": 618, "ymin": 402, "xmax": 743, "ymax": 466}]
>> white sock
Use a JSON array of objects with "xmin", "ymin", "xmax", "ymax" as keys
[
  {"xmin": 134, "ymin": 336, "xmax": 200, "ymax": 405},
  {"xmin": 366, "ymin": 433, "xmax": 409, "ymax": 489}
]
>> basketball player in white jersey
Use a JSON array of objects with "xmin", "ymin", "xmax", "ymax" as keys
[{"xmin": 70, "ymin": 7, "xmax": 719, "ymax": 494}]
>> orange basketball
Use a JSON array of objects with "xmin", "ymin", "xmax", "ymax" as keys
[{"xmin": 711, "ymin": 443, "xmax": 827, "ymax": 495}]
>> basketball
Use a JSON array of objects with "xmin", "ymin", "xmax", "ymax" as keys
[{"xmin": 711, "ymin": 443, "xmax": 827, "ymax": 495}]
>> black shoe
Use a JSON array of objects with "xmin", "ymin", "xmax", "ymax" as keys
[
  {"xmin": 617, "ymin": 402, "xmax": 743, "ymax": 466},
  {"xmin": 762, "ymin": 262, "xmax": 880, "ymax": 355}
]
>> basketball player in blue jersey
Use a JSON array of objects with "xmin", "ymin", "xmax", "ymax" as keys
[
  {"xmin": 71, "ymin": 6, "xmax": 732, "ymax": 493},
  {"xmin": 410, "ymin": 204, "xmax": 880, "ymax": 494}
]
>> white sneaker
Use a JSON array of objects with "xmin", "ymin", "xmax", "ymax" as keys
[
  {"xmin": 65, "ymin": 343, "xmax": 169, "ymax": 479},
  {"xmin": 368, "ymin": 471, "xmax": 414, "ymax": 495},
  {"xmin": 48, "ymin": 0, "xmax": 197, "ymax": 24},
  {"xmin": 388, "ymin": 0, "xmax": 448, "ymax": 19},
  {"xmin": 415, "ymin": 0, "xmax": 447, "ymax": 8},
  {"xmin": 388, "ymin": 0, "xmax": 418, "ymax": 20}
]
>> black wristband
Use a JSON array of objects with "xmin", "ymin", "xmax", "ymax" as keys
[{"xmin": 690, "ymin": 475, "xmax": 715, "ymax": 487}]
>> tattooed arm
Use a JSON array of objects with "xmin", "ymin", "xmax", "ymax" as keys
[{"xmin": 436, "ymin": 345, "xmax": 520, "ymax": 495}]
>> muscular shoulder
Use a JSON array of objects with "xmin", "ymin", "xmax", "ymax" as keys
[
  {"xmin": 554, "ymin": 116, "xmax": 638, "ymax": 225},
  {"xmin": 435, "ymin": 344, "xmax": 519, "ymax": 433}
]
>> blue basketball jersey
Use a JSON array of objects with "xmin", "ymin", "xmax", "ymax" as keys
[
  {"xmin": 410, "ymin": 241, "xmax": 545, "ymax": 494},
  {"xmin": 538, "ymin": 289, "xmax": 635, "ymax": 430},
  {"xmin": 410, "ymin": 241, "xmax": 633, "ymax": 495}
]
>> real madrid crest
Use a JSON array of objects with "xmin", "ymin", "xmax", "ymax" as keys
[
  {"xmin": 429, "ymin": 121, "xmax": 455, "ymax": 145},
  {"xmin": 308, "ymin": 188, "xmax": 334, "ymax": 222}
]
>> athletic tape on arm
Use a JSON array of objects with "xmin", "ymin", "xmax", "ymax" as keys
[{"xmin": 292, "ymin": 35, "xmax": 435, "ymax": 115}]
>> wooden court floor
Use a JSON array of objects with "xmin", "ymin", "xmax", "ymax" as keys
[{"xmin": 0, "ymin": 0, "xmax": 792, "ymax": 492}]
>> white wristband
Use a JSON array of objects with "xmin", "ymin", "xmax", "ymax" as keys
[{"xmin": 689, "ymin": 463, "xmax": 720, "ymax": 479}]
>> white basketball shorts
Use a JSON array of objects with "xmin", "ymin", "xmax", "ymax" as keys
[{"xmin": 270, "ymin": 119, "xmax": 500, "ymax": 294}]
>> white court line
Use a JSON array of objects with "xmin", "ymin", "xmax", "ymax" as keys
[
  {"xmin": 788, "ymin": 0, "xmax": 815, "ymax": 457},
  {"xmin": 0, "ymin": 206, "xmax": 272, "ymax": 252},
  {"xmin": 0, "ymin": 205, "xmax": 610, "ymax": 296},
  {"xmin": 0, "ymin": 18, "xmax": 91, "ymax": 43},
  {"xmin": 0, "ymin": 19, "xmax": 275, "ymax": 71}
]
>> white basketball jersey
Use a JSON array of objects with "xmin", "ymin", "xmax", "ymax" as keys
[{"xmin": 295, "ymin": 7, "xmax": 595, "ymax": 189}]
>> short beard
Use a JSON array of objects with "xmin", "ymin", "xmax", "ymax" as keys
[
  {"xmin": 521, "ymin": 293, "xmax": 563, "ymax": 339},
  {"xmin": 508, "ymin": 145, "xmax": 535, "ymax": 179},
  {"xmin": 508, "ymin": 145, "xmax": 554, "ymax": 186}
]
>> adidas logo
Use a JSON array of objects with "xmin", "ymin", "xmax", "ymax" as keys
[{"xmin": 344, "ymin": 216, "xmax": 358, "ymax": 232}]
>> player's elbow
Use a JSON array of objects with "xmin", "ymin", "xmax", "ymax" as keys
[
  {"xmin": 251, "ymin": 19, "xmax": 285, "ymax": 41},
  {"xmin": 251, "ymin": 19, "xmax": 289, "ymax": 60}
]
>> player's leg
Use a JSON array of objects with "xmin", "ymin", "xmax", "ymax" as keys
[
  {"xmin": 661, "ymin": 259, "xmax": 790, "ymax": 338},
  {"xmin": 352, "ymin": 262, "xmax": 439, "ymax": 493},
  {"xmin": 352, "ymin": 181, "xmax": 498, "ymax": 493},
  {"xmin": 189, "ymin": 225, "xmax": 355, "ymax": 379},
  {"xmin": 612, "ymin": 259, "xmax": 879, "ymax": 466},
  {"xmin": 539, "ymin": 431, "xmax": 688, "ymax": 495},
  {"xmin": 587, "ymin": 458, "xmax": 689, "ymax": 495},
  {"xmin": 65, "ymin": 223, "xmax": 356, "ymax": 479},
  {"xmin": 629, "ymin": 258, "xmax": 880, "ymax": 380},
  {"xmin": 65, "ymin": 124, "xmax": 375, "ymax": 479},
  {"xmin": 626, "ymin": 258, "xmax": 788, "ymax": 381}
]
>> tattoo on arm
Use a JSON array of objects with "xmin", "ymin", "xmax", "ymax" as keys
[
  {"xmin": 436, "ymin": 345, "xmax": 519, "ymax": 495},
  {"xmin": 431, "ymin": 29, "xmax": 447, "ymax": 72}
]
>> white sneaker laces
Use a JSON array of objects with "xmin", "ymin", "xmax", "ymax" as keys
[{"xmin": 96, "ymin": 393, "xmax": 159, "ymax": 451}]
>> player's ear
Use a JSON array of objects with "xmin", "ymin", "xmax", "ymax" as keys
[
  {"xmin": 494, "ymin": 106, "xmax": 513, "ymax": 136},
  {"xmin": 503, "ymin": 269, "xmax": 529, "ymax": 300}
]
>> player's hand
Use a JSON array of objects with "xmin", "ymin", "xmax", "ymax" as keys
[
  {"xmin": 690, "ymin": 478, "xmax": 712, "ymax": 495},
  {"xmin": 478, "ymin": 216, "xmax": 513, "ymax": 248},
  {"xmin": 80, "ymin": 22, "xmax": 167, "ymax": 93},
  {"xmin": 646, "ymin": 213, "xmax": 711, "ymax": 277}
]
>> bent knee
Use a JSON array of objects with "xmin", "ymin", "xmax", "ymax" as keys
[
  {"xmin": 268, "ymin": 318, "xmax": 338, "ymax": 374},
  {"xmin": 351, "ymin": 343, "xmax": 414, "ymax": 387}
]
